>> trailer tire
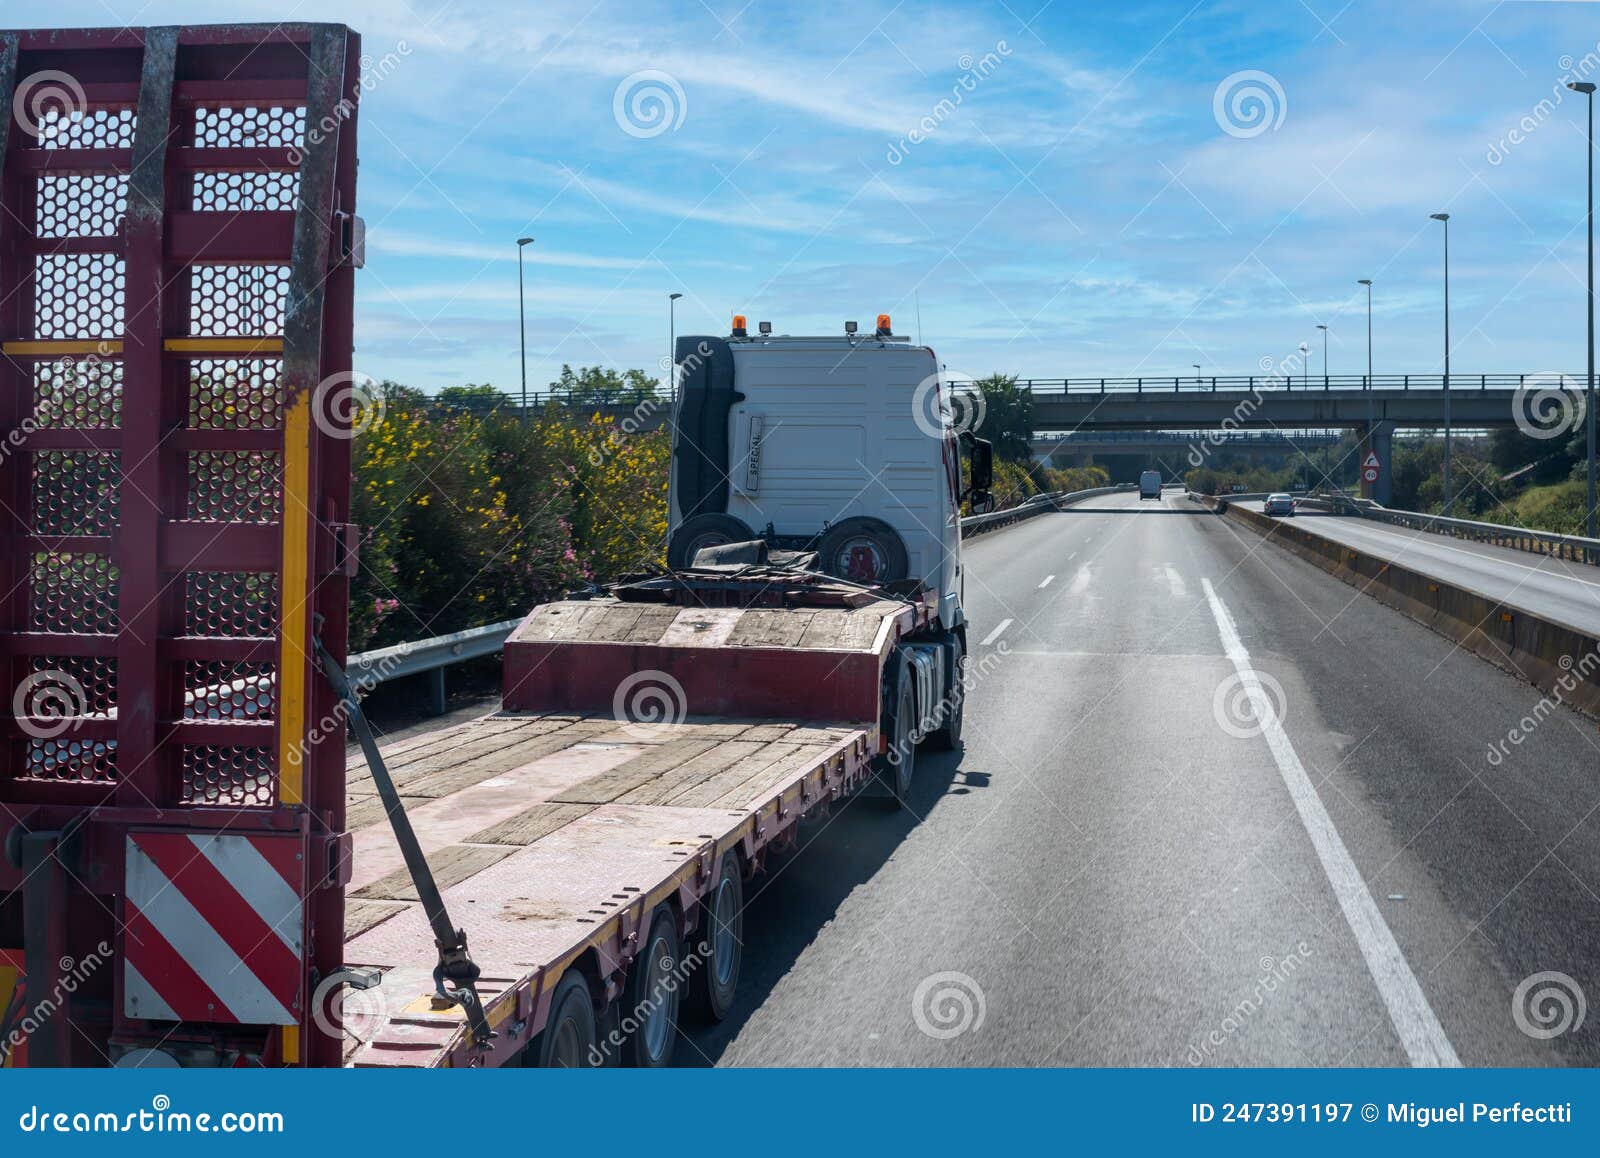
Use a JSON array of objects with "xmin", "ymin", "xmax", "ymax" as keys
[
  {"xmin": 621, "ymin": 907, "xmax": 682, "ymax": 1068},
  {"xmin": 816, "ymin": 517, "xmax": 909, "ymax": 586},
  {"xmin": 532, "ymin": 970, "xmax": 598, "ymax": 1068},
  {"xmin": 667, "ymin": 514, "xmax": 756, "ymax": 570},
  {"xmin": 876, "ymin": 660, "xmax": 917, "ymax": 808},
  {"xmin": 687, "ymin": 849, "xmax": 744, "ymax": 1023},
  {"xmin": 923, "ymin": 632, "xmax": 965, "ymax": 750}
]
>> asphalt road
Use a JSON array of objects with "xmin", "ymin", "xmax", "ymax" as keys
[
  {"xmin": 1236, "ymin": 500, "xmax": 1600, "ymax": 637},
  {"xmin": 679, "ymin": 489, "xmax": 1600, "ymax": 1067}
]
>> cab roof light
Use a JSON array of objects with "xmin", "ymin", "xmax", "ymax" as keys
[
  {"xmin": 758, "ymin": 321, "xmax": 772, "ymax": 335},
  {"xmin": 731, "ymin": 314, "xmax": 747, "ymax": 338},
  {"xmin": 844, "ymin": 320, "xmax": 858, "ymax": 334},
  {"xmin": 876, "ymin": 313, "xmax": 892, "ymax": 337}
]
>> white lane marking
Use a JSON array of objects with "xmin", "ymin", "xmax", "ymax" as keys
[
  {"xmin": 1068, "ymin": 565, "xmax": 1092, "ymax": 595},
  {"xmin": 1038, "ymin": 574, "xmax": 1056, "ymax": 589},
  {"xmin": 1163, "ymin": 563, "xmax": 1188, "ymax": 598},
  {"xmin": 1068, "ymin": 552, "xmax": 1077, "ymax": 561},
  {"xmin": 979, "ymin": 619, "xmax": 1013, "ymax": 647},
  {"xmin": 1200, "ymin": 578, "xmax": 1460, "ymax": 1068}
]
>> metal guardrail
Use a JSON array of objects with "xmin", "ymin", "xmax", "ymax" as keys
[
  {"xmin": 960, "ymin": 484, "xmax": 1135, "ymax": 535},
  {"xmin": 1353, "ymin": 505, "xmax": 1600, "ymax": 566},
  {"xmin": 1017, "ymin": 373, "xmax": 1575, "ymax": 395},
  {"xmin": 347, "ymin": 617, "xmax": 523, "ymax": 714}
]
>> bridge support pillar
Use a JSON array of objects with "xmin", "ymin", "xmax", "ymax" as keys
[{"xmin": 1359, "ymin": 420, "xmax": 1395, "ymax": 505}]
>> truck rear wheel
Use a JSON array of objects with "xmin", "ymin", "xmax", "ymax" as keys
[
  {"xmin": 923, "ymin": 633, "xmax": 965, "ymax": 750},
  {"xmin": 687, "ymin": 849, "xmax": 743, "ymax": 1022},
  {"xmin": 621, "ymin": 907, "xmax": 682, "ymax": 1067},
  {"xmin": 667, "ymin": 513, "xmax": 756, "ymax": 570},
  {"xmin": 877, "ymin": 662, "xmax": 917, "ymax": 808},
  {"xmin": 533, "ymin": 970, "xmax": 598, "ymax": 1067}
]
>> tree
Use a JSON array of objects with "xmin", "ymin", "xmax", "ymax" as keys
[
  {"xmin": 549, "ymin": 365, "xmax": 660, "ymax": 402},
  {"xmin": 971, "ymin": 373, "xmax": 1034, "ymax": 462}
]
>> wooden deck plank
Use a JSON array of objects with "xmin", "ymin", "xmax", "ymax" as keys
[
  {"xmin": 725, "ymin": 609, "xmax": 816, "ymax": 649},
  {"xmin": 550, "ymin": 736, "xmax": 725, "ymax": 805},
  {"xmin": 664, "ymin": 742, "xmax": 803, "ymax": 808},
  {"xmin": 345, "ymin": 899, "xmax": 411, "ymax": 940},
  {"xmin": 708, "ymin": 741, "xmax": 842, "ymax": 809},
  {"xmin": 399, "ymin": 721, "xmax": 617, "ymax": 798},
  {"xmin": 615, "ymin": 739, "xmax": 768, "ymax": 806},
  {"xmin": 466, "ymin": 801, "xmax": 598, "ymax": 846},
  {"xmin": 353, "ymin": 843, "xmax": 514, "ymax": 902}
]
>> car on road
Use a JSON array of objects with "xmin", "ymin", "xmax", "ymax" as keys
[{"xmin": 1264, "ymin": 492, "xmax": 1296, "ymax": 517}]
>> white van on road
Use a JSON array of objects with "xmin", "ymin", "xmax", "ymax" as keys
[{"xmin": 1139, "ymin": 470, "xmax": 1162, "ymax": 500}]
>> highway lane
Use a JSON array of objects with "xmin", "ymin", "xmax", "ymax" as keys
[
  {"xmin": 1235, "ymin": 499, "xmax": 1600, "ymax": 636},
  {"xmin": 679, "ymin": 490, "xmax": 1600, "ymax": 1067}
]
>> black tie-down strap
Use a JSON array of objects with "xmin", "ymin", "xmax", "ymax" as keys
[{"xmin": 309, "ymin": 620, "xmax": 495, "ymax": 1049}]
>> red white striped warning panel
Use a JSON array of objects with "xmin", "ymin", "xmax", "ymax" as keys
[{"xmin": 122, "ymin": 832, "xmax": 305, "ymax": 1026}]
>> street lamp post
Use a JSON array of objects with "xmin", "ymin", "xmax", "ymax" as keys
[
  {"xmin": 1316, "ymin": 324, "xmax": 1329, "ymax": 386},
  {"xmin": 1570, "ymin": 81, "xmax": 1597, "ymax": 542},
  {"xmin": 1299, "ymin": 343, "xmax": 1309, "ymax": 389},
  {"xmin": 516, "ymin": 237, "xmax": 534, "ymax": 416},
  {"xmin": 1430, "ymin": 213, "xmax": 1452, "ymax": 514},
  {"xmin": 1192, "ymin": 362, "xmax": 1201, "ymax": 387},
  {"xmin": 668, "ymin": 292, "xmax": 684, "ymax": 405},
  {"xmin": 1358, "ymin": 279, "xmax": 1374, "ymax": 496}
]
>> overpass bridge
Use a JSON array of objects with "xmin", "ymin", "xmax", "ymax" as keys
[{"xmin": 1030, "ymin": 428, "xmax": 1340, "ymax": 464}]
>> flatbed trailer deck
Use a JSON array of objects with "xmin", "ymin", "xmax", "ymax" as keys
[{"xmin": 340, "ymin": 712, "xmax": 873, "ymax": 1067}]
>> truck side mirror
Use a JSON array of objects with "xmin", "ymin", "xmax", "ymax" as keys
[
  {"xmin": 962, "ymin": 434, "xmax": 994, "ymax": 493},
  {"xmin": 970, "ymin": 491, "xmax": 996, "ymax": 515}
]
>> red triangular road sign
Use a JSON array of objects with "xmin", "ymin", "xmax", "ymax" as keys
[{"xmin": 1363, "ymin": 450, "xmax": 1380, "ymax": 469}]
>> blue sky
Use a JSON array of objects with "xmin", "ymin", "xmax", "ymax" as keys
[{"xmin": 23, "ymin": 0, "xmax": 1600, "ymax": 391}]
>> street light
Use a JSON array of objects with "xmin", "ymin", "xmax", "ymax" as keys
[
  {"xmin": 1299, "ymin": 343, "xmax": 1309, "ymax": 389},
  {"xmin": 668, "ymin": 292, "xmax": 684, "ymax": 404},
  {"xmin": 1192, "ymin": 362, "xmax": 1201, "ymax": 387},
  {"xmin": 1358, "ymin": 279, "xmax": 1374, "ymax": 496},
  {"xmin": 1316, "ymin": 324, "xmax": 1329, "ymax": 385},
  {"xmin": 1570, "ymin": 81, "xmax": 1597, "ymax": 540},
  {"xmin": 1430, "ymin": 212, "xmax": 1452, "ymax": 514},
  {"xmin": 516, "ymin": 237, "xmax": 534, "ymax": 415}
]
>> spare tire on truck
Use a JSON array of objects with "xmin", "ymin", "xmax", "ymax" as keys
[
  {"xmin": 816, "ymin": 517, "xmax": 909, "ymax": 586},
  {"xmin": 667, "ymin": 513, "xmax": 756, "ymax": 570}
]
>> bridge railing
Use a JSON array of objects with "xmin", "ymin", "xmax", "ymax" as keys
[{"xmin": 1019, "ymin": 373, "xmax": 1579, "ymax": 395}]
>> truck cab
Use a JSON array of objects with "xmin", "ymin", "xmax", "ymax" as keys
[{"xmin": 667, "ymin": 314, "xmax": 993, "ymax": 635}]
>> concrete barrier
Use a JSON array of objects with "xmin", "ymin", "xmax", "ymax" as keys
[{"xmin": 1192, "ymin": 492, "xmax": 1600, "ymax": 719}]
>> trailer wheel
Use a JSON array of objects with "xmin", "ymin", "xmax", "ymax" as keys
[
  {"xmin": 621, "ymin": 907, "xmax": 682, "ymax": 1067},
  {"xmin": 533, "ymin": 970, "xmax": 598, "ymax": 1068},
  {"xmin": 688, "ymin": 849, "xmax": 744, "ymax": 1022},
  {"xmin": 923, "ymin": 633, "xmax": 965, "ymax": 750},
  {"xmin": 667, "ymin": 513, "xmax": 756, "ymax": 570},
  {"xmin": 816, "ymin": 517, "xmax": 909, "ymax": 585},
  {"xmin": 876, "ymin": 661, "xmax": 917, "ymax": 808}
]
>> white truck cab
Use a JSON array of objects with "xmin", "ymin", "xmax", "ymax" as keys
[{"xmin": 667, "ymin": 315, "xmax": 993, "ymax": 636}]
